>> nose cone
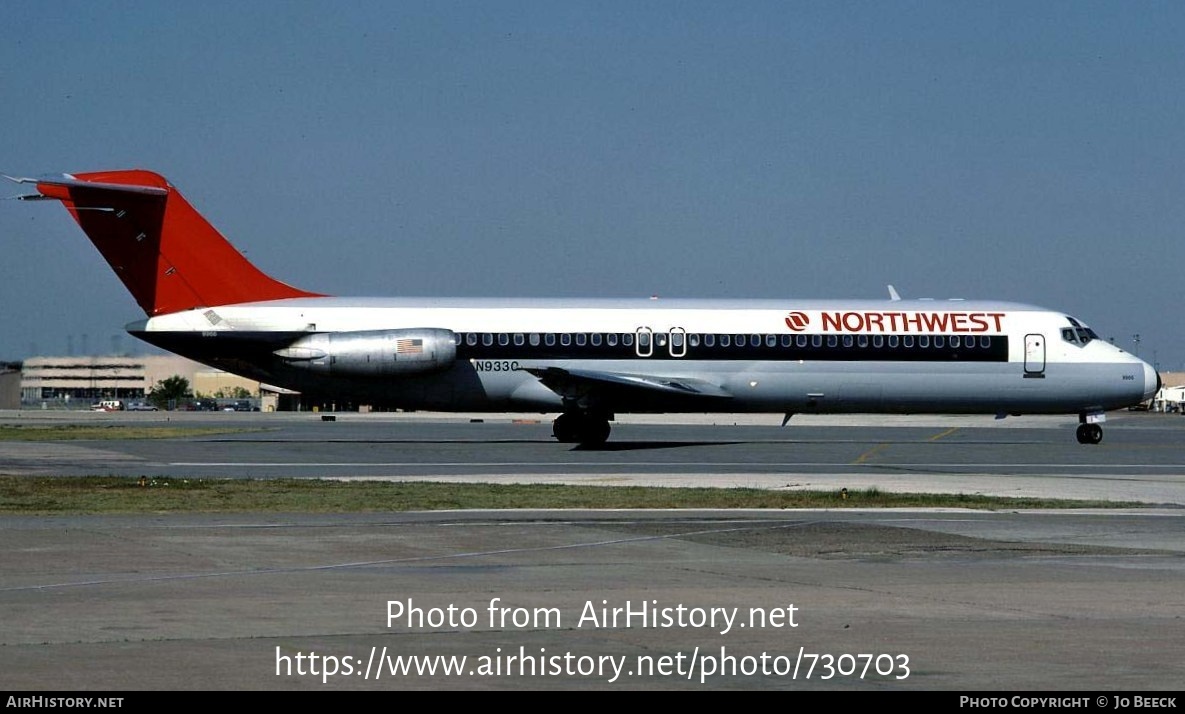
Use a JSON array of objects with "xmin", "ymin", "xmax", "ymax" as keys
[{"xmin": 1143, "ymin": 362, "xmax": 1161, "ymax": 402}]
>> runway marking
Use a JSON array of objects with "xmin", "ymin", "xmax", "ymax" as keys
[
  {"xmin": 851, "ymin": 443, "xmax": 890, "ymax": 465},
  {"xmin": 928, "ymin": 427, "xmax": 960, "ymax": 442}
]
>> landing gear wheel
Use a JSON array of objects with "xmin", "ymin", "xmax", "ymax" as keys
[
  {"xmin": 552, "ymin": 412, "xmax": 611, "ymax": 446},
  {"xmin": 552, "ymin": 412, "xmax": 580, "ymax": 443},
  {"xmin": 580, "ymin": 417, "xmax": 611, "ymax": 446},
  {"xmin": 1075, "ymin": 423, "xmax": 1103, "ymax": 445}
]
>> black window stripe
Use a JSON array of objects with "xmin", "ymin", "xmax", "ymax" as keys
[{"xmin": 456, "ymin": 333, "xmax": 1009, "ymax": 362}]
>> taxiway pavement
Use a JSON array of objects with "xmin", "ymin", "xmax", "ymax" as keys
[{"xmin": 0, "ymin": 411, "xmax": 1182, "ymax": 690}]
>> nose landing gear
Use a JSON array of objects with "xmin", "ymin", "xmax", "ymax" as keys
[
  {"xmin": 1075, "ymin": 422, "xmax": 1103, "ymax": 445},
  {"xmin": 1076, "ymin": 410, "xmax": 1105, "ymax": 444}
]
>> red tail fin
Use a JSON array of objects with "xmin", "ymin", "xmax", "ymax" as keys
[{"xmin": 28, "ymin": 169, "xmax": 324, "ymax": 316}]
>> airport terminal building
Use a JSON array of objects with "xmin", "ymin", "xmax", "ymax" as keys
[{"xmin": 16, "ymin": 355, "xmax": 263, "ymax": 410}]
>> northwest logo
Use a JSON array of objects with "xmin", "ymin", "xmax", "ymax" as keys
[{"xmin": 784, "ymin": 311, "xmax": 810, "ymax": 331}]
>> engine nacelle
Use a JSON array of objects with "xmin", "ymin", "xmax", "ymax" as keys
[{"xmin": 274, "ymin": 328, "xmax": 457, "ymax": 376}]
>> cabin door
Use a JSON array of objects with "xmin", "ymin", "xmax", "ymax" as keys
[{"xmin": 1024, "ymin": 334, "xmax": 1046, "ymax": 377}]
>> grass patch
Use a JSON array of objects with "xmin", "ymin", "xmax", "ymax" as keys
[
  {"xmin": 0, "ymin": 476, "xmax": 1145, "ymax": 514},
  {"xmin": 0, "ymin": 425, "xmax": 263, "ymax": 441}
]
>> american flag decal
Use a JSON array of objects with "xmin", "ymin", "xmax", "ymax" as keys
[{"xmin": 395, "ymin": 338, "xmax": 424, "ymax": 355}]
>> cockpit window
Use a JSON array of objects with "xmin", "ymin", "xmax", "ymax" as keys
[{"xmin": 1062, "ymin": 317, "xmax": 1097, "ymax": 346}]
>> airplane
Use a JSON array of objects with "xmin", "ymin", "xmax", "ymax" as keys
[{"xmin": 5, "ymin": 169, "xmax": 1160, "ymax": 445}]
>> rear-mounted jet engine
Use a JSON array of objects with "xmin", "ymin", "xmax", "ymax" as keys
[{"xmin": 274, "ymin": 328, "xmax": 457, "ymax": 376}]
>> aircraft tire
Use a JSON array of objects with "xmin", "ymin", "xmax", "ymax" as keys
[
  {"xmin": 552, "ymin": 412, "xmax": 611, "ymax": 445},
  {"xmin": 552, "ymin": 413, "xmax": 581, "ymax": 443},
  {"xmin": 579, "ymin": 417, "xmax": 611, "ymax": 446},
  {"xmin": 1076, "ymin": 423, "xmax": 1103, "ymax": 445}
]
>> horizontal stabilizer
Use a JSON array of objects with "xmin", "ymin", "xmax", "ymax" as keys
[
  {"xmin": 3, "ymin": 193, "xmax": 55, "ymax": 202},
  {"xmin": 6, "ymin": 173, "xmax": 169, "ymax": 197}
]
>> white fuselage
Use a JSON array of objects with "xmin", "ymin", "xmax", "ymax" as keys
[{"xmin": 128, "ymin": 296, "xmax": 1158, "ymax": 417}]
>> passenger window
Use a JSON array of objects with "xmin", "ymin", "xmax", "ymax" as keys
[
  {"xmin": 767, "ymin": 334, "xmax": 778, "ymax": 348},
  {"xmin": 529, "ymin": 333, "xmax": 540, "ymax": 346},
  {"xmin": 607, "ymin": 333, "xmax": 619, "ymax": 347},
  {"xmin": 513, "ymin": 333, "xmax": 525, "ymax": 347},
  {"xmin": 466, "ymin": 333, "xmax": 478, "ymax": 346},
  {"xmin": 934, "ymin": 335, "xmax": 944, "ymax": 348},
  {"xmin": 811, "ymin": 335, "xmax": 822, "ymax": 348},
  {"xmin": 482, "ymin": 333, "xmax": 493, "ymax": 347},
  {"xmin": 796, "ymin": 335, "xmax": 807, "ymax": 348},
  {"xmin": 903, "ymin": 336, "xmax": 914, "ymax": 348},
  {"xmin": 544, "ymin": 333, "xmax": 556, "ymax": 346},
  {"xmin": 919, "ymin": 336, "xmax": 930, "ymax": 348},
  {"xmin": 843, "ymin": 335, "xmax": 853, "ymax": 348},
  {"xmin": 576, "ymin": 333, "xmax": 587, "ymax": 346},
  {"xmin": 622, "ymin": 333, "xmax": 634, "ymax": 347},
  {"xmin": 560, "ymin": 333, "xmax": 571, "ymax": 346},
  {"xmin": 498, "ymin": 333, "xmax": 509, "ymax": 346},
  {"xmin": 888, "ymin": 335, "xmax": 899, "ymax": 348},
  {"xmin": 781, "ymin": 334, "xmax": 792, "ymax": 347},
  {"xmin": 950, "ymin": 335, "xmax": 959, "ymax": 348},
  {"xmin": 688, "ymin": 334, "xmax": 699, "ymax": 347},
  {"xmin": 720, "ymin": 335, "xmax": 731, "ymax": 347},
  {"xmin": 873, "ymin": 335, "xmax": 883, "ymax": 348},
  {"xmin": 827, "ymin": 335, "xmax": 838, "ymax": 348},
  {"xmin": 703, "ymin": 334, "xmax": 715, "ymax": 347},
  {"xmin": 980, "ymin": 336, "xmax": 991, "ymax": 348},
  {"xmin": 591, "ymin": 333, "xmax": 602, "ymax": 347}
]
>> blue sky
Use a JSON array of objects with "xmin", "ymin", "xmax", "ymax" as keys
[{"xmin": 2, "ymin": 2, "xmax": 1183, "ymax": 369}]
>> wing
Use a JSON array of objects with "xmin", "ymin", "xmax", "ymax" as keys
[{"xmin": 522, "ymin": 366, "xmax": 732, "ymax": 412}]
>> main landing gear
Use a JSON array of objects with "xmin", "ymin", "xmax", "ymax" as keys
[{"xmin": 552, "ymin": 411, "xmax": 611, "ymax": 446}]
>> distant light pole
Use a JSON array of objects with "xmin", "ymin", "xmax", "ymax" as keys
[{"xmin": 1132, "ymin": 334, "xmax": 1141, "ymax": 356}]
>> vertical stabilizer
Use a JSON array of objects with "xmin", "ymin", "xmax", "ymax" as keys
[{"xmin": 14, "ymin": 170, "xmax": 324, "ymax": 315}]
